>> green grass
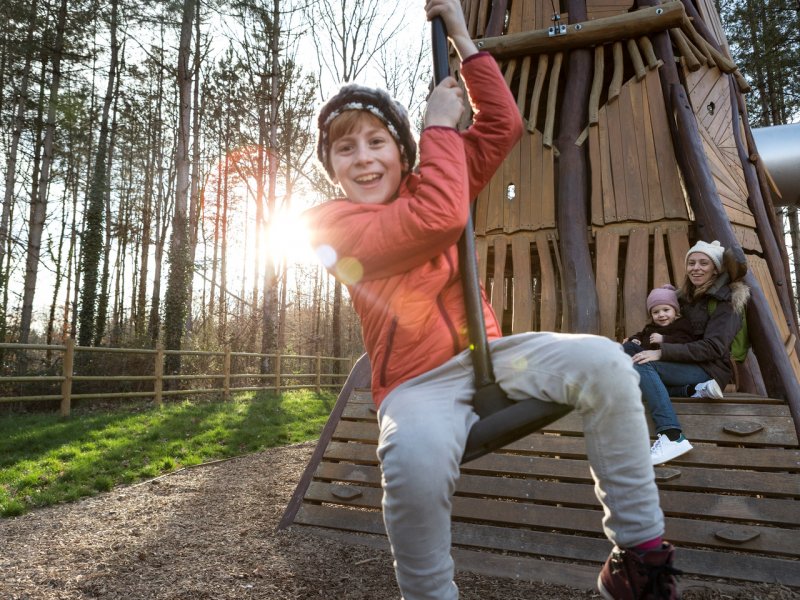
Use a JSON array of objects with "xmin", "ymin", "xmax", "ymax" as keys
[{"xmin": 0, "ymin": 389, "xmax": 336, "ymax": 517}]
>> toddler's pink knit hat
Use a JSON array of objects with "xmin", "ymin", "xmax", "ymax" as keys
[{"xmin": 647, "ymin": 284, "xmax": 679, "ymax": 313}]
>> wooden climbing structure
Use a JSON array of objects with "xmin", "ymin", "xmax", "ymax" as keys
[{"xmin": 282, "ymin": 0, "xmax": 800, "ymax": 591}]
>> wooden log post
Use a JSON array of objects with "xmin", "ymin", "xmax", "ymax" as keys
[
  {"xmin": 484, "ymin": 0, "xmax": 508, "ymax": 38},
  {"xmin": 543, "ymin": 52, "xmax": 562, "ymax": 148},
  {"xmin": 669, "ymin": 28, "xmax": 701, "ymax": 71},
  {"xmin": 475, "ymin": 1, "xmax": 685, "ymax": 58},
  {"xmin": 556, "ymin": 0, "xmax": 599, "ymax": 333},
  {"xmin": 627, "ymin": 38, "xmax": 646, "ymax": 81},
  {"xmin": 588, "ymin": 45, "xmax": 604, "ymax": 125},
  {"xmin": 728, "ymin": 79, "xmax": 800, "ymax": 350},
  {"xmin": 608, "ymin": 41, "xmax": 623, "ymax": 102},
  {"xmin": 670, "ymin": 84, "xmax": 800, "ymax": 430},
  {"xmin": 637, "ymin": 35, "xmax": 661, "ymax": 69},
  {"xmin": 154, "ymin": 344, "xmax": 164, "ymax": 407},
  {"xmin": 60, "ymin": 337, "xmax": 74, "ymax": 417},
  {"xmin": 678, "ymin": 0, "xmax": 724, "ymax": 52},
  {"xmin": 528, "ymin": 54, "xmax": 549, "ymax": 130},
  {"xmin": 735, "ymin": 90, "xmax": 800, "ymax": 348}
]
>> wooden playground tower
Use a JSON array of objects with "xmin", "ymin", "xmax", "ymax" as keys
[{"xmin": 282, "ymin": 0, "xmax": 800, "ymax": 591}]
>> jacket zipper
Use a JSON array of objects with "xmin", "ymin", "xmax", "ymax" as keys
[
  {"xmin": 379, "ymin": 317, "xmax": 399, "ymax": 387},
  {"xmin": 440, "ymin": 251, "xmax": 461, "ymax": 355}
]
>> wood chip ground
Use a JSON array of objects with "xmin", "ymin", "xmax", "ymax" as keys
[{"xmin": 2, "ymin": 442, "xmax": 797, "ymax": 599}]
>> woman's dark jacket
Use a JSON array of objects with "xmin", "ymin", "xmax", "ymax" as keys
[{"xmin": 660, "ymin": 278, "xmax": 750, "ymax": 389}]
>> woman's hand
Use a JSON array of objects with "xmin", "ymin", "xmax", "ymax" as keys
[
  {"xmin": 424, "ymin": 76, "xmax": 464, "ymax": 128},
  {"xmin": 649, "ymin": 333, "xmax": 664, "ymax": 345},
  {"xmin": 632, "ymin": 349, "xmax": 662, "ymax": 364}
]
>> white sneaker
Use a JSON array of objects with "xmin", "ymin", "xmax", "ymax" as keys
[
  {"xmin": 691, "ymin": 379, "xmax": 723, "ymax": 399},
  {"xmin": 650, "ymin": 433, "xmax": 693, "ymax": 465}
]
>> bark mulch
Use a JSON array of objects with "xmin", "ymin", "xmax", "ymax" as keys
[{"xmin": 2, "ymin": 441, "xmax": 797, "ymax": 599}]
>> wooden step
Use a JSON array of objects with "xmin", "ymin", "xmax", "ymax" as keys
[{"xmin": 281, "ymin": 370, "xmax": 800, "ymax": 590}]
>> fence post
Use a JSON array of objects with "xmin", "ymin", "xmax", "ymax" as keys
[
  {"xmin": 275, "ymin": 351, "xmax": 281, "ymax": 395},
  {"xmin": 154, "ymin": 344, "xmax": 164, "ymax": 407},
  {"xmin": 223, "ymin": 345, "xmax": 231, "ymax": 401},
  {"xmin": 60, "ymin": 338, "xmax": 74, "ymax": 417},
  {"xmin": 315, "ymin": 353, "xmax": 321, "ymax": 394}
]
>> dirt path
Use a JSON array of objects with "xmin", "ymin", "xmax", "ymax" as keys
[{"xmin": 2, "ymin": 442, "xmax": 797, "ymax": 599}]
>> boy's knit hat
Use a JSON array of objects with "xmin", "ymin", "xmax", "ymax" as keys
[
  {"xmin": 647, "ymin": 284, "xmax": 680, "ymax": 313},
  {"xmin": 686, "ymin": 240, "xmax": 724, "ymax": 272},
  {"xmin": 316, "ymin": 83, "xmax": 417, "ymax": 180}
]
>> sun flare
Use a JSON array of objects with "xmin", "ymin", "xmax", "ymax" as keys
[{"xmin": 263, "ymin": 206, "xmax": 316, "ymax": 267}]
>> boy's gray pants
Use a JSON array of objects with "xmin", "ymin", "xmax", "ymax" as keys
[{"xmin": 376, "ymin": 332, "xmax": 663, "ymax": 600}]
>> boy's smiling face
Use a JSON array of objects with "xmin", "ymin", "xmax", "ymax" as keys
[{"xmin": 329, "ymin": 112, "xmax": 403, "ymax": 205}]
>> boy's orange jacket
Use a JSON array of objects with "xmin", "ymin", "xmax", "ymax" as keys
[{"xmin": 306, "ymin": 52, "xmax": 524, "ymax": 407}]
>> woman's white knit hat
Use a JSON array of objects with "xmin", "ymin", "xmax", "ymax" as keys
[{"xmin": 686, "ymin": 240, "xmax": 724, "ymax": 272}]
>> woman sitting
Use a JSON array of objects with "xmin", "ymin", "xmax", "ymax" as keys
[{"xmin": 630, "ymin": 240, "xmax": 750, "ymax": 465}]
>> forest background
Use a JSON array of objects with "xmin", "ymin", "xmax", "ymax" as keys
[{"xmin": 0, "ymin": 0, "xmax": 798, "ymax": 382}]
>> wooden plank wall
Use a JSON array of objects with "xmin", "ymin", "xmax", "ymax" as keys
[
  {"xmin": 287, "ymin": 384, "xmax": 800, "ymax": 589},
  {"xmin": 589, "ymin": 68, "xmax": 689, "ymax": 226},
  {"xmin": 482, "ymin": 231, "xmax": 562, "ymax": 334},
  {"xmin": 682, "ymin": 65, "xmax": 763, "ymax": 252},
  {"xmin": 749, "ymin": 256, "xmax": 800, "ymax": 382},
  {"xmin": 594, "ymin": 223, "xmax": 690, "ymax": 340},
  {"xmin": 475, "ymin": 129, "xmax": 556, "ymax": 236}
]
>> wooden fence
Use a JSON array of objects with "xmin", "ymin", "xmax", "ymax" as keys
[{"xmin": 0, "ymin": 340, "xmax": 353, "ymax": 416}]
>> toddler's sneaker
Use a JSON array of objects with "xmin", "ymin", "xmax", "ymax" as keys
[
  {"xmin": 598, "ymin": 542, "xmax": 681, "ymax": 599},
  {"xmin": 650, "ymin": 433, "xmax": 693, "ymax": 465},
  {"xmin": 691, "ymin": 379, "xmax": 723, "ymax": 399}
]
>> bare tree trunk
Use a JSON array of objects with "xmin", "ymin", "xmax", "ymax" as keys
[
  {"xmin": 163, "ymin": 0, "xmax": 195, "ymax": 376},
  {"xmin": 147, "ymin": 169, "xmax": 166, "ymax": 346},
  {"xmin": 94, "ymin": 79, "xmax": 121, "ymax": 346},
  {"xmin": 62, "ymin": 168, "xmax": 79, "ymax": 341},
  {"xmin": 259, "ymin": 0, "xmax": 281, "ymax": 371},
  {"xmin": 788, "ymin": 206, "xmax": 800, "ymax": 308},
  {"xmin": 46, "ymin": 185, "xmax": 70, "ymax": 354},
  {"xmin": 332, "ymin": 281, "xmax": 342, "ymax": 368},
  {"xmin": 136, "ymin": 32, "xmax": 165, "ymax": 338},
  {"xmin": 278, "ymin": 258, "xmax": 288, "ymax": 352},
  {"xmin": 218, "ymin": 147, "xmax": 229, "ymax": 342},
  {"xmin": 186, "ymin": 0, "xmax": 203, "ymax": 334},
  {"xmin": 744, "ymin": 0, "xmax": 772, "ymax": 126},
  {"xmin": 1, "ymin": 0, "xmax": 38, "ymax": 277},
  {"xmin": 0, "ymin": 199, "xmax": 13, "ymax": 344},
  {"xmin": 77, "ymin": 0, "xmax": 119, "ymax": 348},
  {"xmin": 209, "ymin": 140, "xmax": 222, "ymax": 321},
  {"xmin": 312, "ymin": 267, "xmax": 322, "ymax": 356},
  {"xmin": 19, "ymin": 0, "xmax": 68, "ymax": 346}
]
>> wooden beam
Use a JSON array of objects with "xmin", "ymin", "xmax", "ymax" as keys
[
  {"xmin": 555, "ymin": 0, "xmax": 599, "ymax": 334},
  {"xmin": 475, "ymin": 1, "xmax": 685, "ymax": 59}
]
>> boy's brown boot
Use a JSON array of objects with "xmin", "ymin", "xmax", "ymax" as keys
[{"xmin": 597, "ymin": 542, "xmax": 681, "ymax": 599}]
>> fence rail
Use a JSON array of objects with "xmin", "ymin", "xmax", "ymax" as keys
[{"xmin": 0, "ymin": 340, "xmax": 353, "ymax": 416}]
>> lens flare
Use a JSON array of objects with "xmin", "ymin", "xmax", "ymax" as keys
[{"xmin": 336, "ymin": 257, "xmax": 364, "ymax": 285}]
